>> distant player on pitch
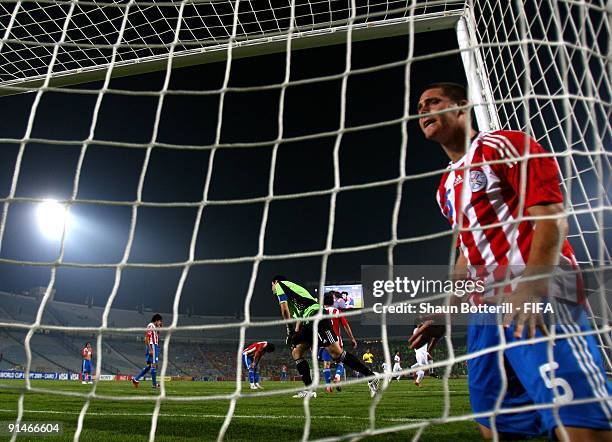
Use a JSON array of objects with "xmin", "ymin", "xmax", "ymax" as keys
[
  {"xmin": 81, "ymin": 342, "xmax": 93, "ymax": 384},
  {"xmin": 362, "ymin": 348, "xmax": 374, "ymax": 375},
  {"xmin": 392, "ymin": 350, "xmax": 402, "ymax": 381},
  {"xmin": 411, "ymin": 324, "xmax": 429, "ymax": 387},
  {"xmin": 381, "ymin": 361, "xmax": 391, "ymax": 374},
  {"xmin": 132, "ymin": 313, "xmax": 162, "ymax": 389},
  {"xmin": 272, "ymin": 275, "xmax": 379, "ymax": 398},
  {"xmin": 242, "ymin": 341, "xmax": 275, "ymax": 389},
  {"xmin": 410, "ymin": 82, "xmax": 611, "ymax": 440},
  {"xmin": 320, "ymin": 292, "xmax": 358, "ymax": 392},
  {"xmin": 280, "ymin": 363, "xmax": 289, "ymax": 382}
]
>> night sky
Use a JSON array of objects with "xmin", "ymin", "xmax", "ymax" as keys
[{"xmin": 0, "ymin": 29, "xmax": 468, "ymax": 316}]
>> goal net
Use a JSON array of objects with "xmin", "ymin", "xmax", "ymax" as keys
[{"xmin": 0, "ymin": 0, "xmax": 609, "ymax": 440}]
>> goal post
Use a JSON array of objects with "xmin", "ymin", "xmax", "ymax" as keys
[{"xmin": 455, "ymin": 11, "xmax": 500, "ymax": 132}]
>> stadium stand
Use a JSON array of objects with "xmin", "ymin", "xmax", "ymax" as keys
[{"xmin": 0, "ymin": 290, "xmax": 467, "ymax": 378}]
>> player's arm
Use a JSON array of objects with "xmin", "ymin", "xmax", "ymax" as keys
[
  {"xmin": 409, "ymin": 253, "xmax": 466, "ymax": 350},
  {"xmin": 427, "ymin": 337, "xmax": 439, "ymax": 358},
  {"xmin": 145, "ymin": 333, "xmax": 154, "ymax": 356},
  {"xmin": 502, "ymin": 203, "xmax": 566, "ymax": 338},
  {"xmin": 523, "ymin": 204, "xmax": 567, "ymax": 272},
  {"xmin": 495, "ymin": 134, "xmax": 566, "ymax": 339},
  {"xmin": 451, "ymin": 252, "xmax": 468, "ymax": 285},
  {"xmin": 275, "ymin": 285, "xmax": 295, "ymax": 333},
  {"xmin": 279, "ymin": 302, "xmax": 294, "ymax": 333},
  {"xmin": 340, "ymin": 316, "xmax": 357, "ymax": 349},
  {"xmin": 252, "ymin": 350, "xmax": 263, "ymax": 368},
  {"xmin": 278, "ymin": 300, "xmax": 297, "ymax": 346}
]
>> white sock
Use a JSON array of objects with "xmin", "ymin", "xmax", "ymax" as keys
[{"xmin": 416, "ymin": 370, "xmax": 424, "ymax": 383}]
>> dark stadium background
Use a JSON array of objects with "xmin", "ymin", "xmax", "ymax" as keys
[{"xmin": 0, "ymin": 29, "xmax": 466, "ymax": 318}]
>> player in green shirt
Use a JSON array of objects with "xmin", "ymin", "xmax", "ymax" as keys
[{"xmin": 272, "ymin": 275, "xmax": 379, "ymax": 398}]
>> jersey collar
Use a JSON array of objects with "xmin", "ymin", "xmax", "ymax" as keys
[{"xmin": 448, "ymin": 131, "xmax": 483, "ymax": 170}]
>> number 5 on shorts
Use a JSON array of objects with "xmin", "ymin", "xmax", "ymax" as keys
[{"xmin": 539, "ymin": 362, "xmax": 574, "ymax": 404}]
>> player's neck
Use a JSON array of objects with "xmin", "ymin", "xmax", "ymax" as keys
[{"xmin": 441, "ymin": 128, "xmax": 478, "ymax": 163}]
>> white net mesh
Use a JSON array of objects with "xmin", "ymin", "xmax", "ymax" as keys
[
  {"xmin": 0, "ymin": 0, "xmax": 610, "ymax": 440},
  {"xmin": 0, "ymin": 0, "xmax": 464, "ymax": 91},
  {"xmin": 467, "ymin": 0, "xmax": 611, "ymax": 371}
]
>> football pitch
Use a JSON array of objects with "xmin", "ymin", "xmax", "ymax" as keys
[{"xmin": 0, "ymin": 378, "xmax": 535, "ymax": 441}]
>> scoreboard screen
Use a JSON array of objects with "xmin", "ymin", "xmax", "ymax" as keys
[{"xmin": 323, "ymin": 284, "xmax": 363, "ymax": 309}]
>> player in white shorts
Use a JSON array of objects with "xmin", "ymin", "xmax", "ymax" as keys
[
  {"xmin": 382, "ymin": 361, "xmax": 391, "ymax": 374},
  {"xmin": 411, "ymin": 325, "xmax": 428, "ymax": 386},
  {"xmin": 392, "ymin": 351, "xmax": 402, "ymax": 381}
]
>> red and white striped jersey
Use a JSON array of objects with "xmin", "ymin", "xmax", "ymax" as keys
[
  {"xmin": 243, "ymin": 341, "xmax": 268, "ymax": 355},
  {"xmin": 82, "ymin": 347, "xmax": 92, "ymax": 360},
  {"xmin": 324, "ymin": 306, "xmax": 348, "ymax": 347},
  {"xmin": 145, "ymin": 322, "xmax": 159, "ymax": 346},
  {"xmin": 436, "ymin": 130, "xmax": 581, "ymax": 301}
]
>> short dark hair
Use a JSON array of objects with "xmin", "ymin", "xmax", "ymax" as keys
[
  {"xmin": 266, "ymin": 343, "xmax": 276, "ymax": 353},
  {"xmin": 151, "ymin": 313, "xmax": 163, "ymax": 323},
  {"xmin": 272, "ymin": 275, "xmax": 287, "ymax": 283},
  {"xmin": 421, "ymin": 82, "xmax": 467, "ymax": 104},
  {"xmin": 323, "ymin": 292, "xmax": 334, "ymax": 306}
]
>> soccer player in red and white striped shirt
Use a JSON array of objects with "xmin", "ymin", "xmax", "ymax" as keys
[
  {"xmin": 320, "ymin": 292, "xmax": 357, "ymax": 392},
  {"xmin": 242, "ymin": 341, "xmax": 275, "ymax": 389},
  {"xmin": 81, "ymin": 342, "xmax": 92, "ymax": 384},
  {"xmin": 410, "ymin": 83, "xmax": 611, "ymax": 441},
  {"xmin": 132, "ymin": 314, "xmax": 162, "ymax": 389}
]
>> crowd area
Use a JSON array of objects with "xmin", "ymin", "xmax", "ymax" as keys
[
  {"xmin": 0, "ymin": 288, "xmax": 468, "ymax": 381},
  {"xmin": 1, "ymin": 332, "xmax": 468, "ymax": 381}
]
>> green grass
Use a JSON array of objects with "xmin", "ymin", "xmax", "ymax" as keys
[{"xmin": 0, "ymin": 378, "xmax": 484, "ymax": 441}]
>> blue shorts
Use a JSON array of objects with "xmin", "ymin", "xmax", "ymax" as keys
[
  {"xmin": 145, "ymin": 345, "xmax": 159, "ymax": 365},
  {"xmin": 82, "ymin": 360, "xmax": 91, "ymax": 373},
  {"xmin": 243, "ymin": 354, "xmax": 254, "ymax": 370},
  {"xmin": 468, "ymin": 302, "xmax": 612, "ymax": 437},
  {"xmin": 318, "ymin": 348, "xmax": 333, "ymax": 362}
]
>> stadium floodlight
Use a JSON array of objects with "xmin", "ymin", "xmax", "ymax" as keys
[
  {"xmin": 36, "ymin": 200, "xmax": 72, "ymax": 241},
  {"xmin": 1, "ymin": 1, "xmax": 610, "ymax": 441}
]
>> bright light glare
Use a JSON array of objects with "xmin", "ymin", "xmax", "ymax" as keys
[{"xmin": 36, "ymin": 200, "xmax": 72, "ymax": 240}]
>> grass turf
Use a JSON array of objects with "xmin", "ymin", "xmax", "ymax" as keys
[{"xmin": 0, "ymin": 378, "xmax": 512, "ymax": 441}]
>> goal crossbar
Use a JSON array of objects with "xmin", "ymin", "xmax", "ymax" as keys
[{"xmin": 0, "ymin": 11, "xmax": 461, "ymax": 96}]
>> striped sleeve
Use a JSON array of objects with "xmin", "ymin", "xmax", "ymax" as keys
[{"xmin": 482, "ymin": 131, "xmax": 563, "ymax": 208}]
